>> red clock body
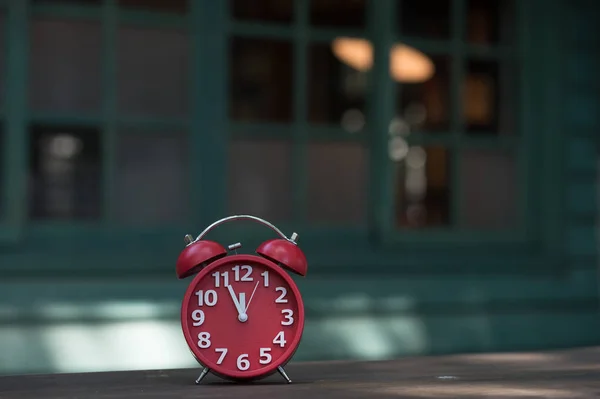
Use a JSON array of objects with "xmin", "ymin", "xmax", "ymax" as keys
[{"xmin": 180, "ymin": 254, "xmax": 305, "ymax": 381}]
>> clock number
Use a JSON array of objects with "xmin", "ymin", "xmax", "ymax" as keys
[
  {"xmin": 191, "ymin": 309, "xmax": 205, "ymax": 326},
  {"xmin": 215, "ymin": 348, "xmax": 228, "ymax": 365},
  {"xmin": 281, "ymin": 309, "xmax": 294, "ymax": 326},
  {"xmin": 195, "ymin": 290, "xmax": 218, "ymax": 307},
  {"xmin": 212, "ymin": 271, "xmax": 229, "ymax": 287},
  {"xmin": 261, "ymin": 271, "xmax": 269, "ymax": 287},
  {"xmin": 232, "ymin": 265, "xmax": 253, "ymax": 282},
  {"xmin": 259, "ymin": 348, "xmax": 272, "ymax": 364},
  {"xmin": 197, "ymin": 332, "xmax": 211, "ymax": 349},
  {"xmin": 237, "ymin": 354, "xmax": 250, "ymax": 371},
  {"xmin": 275, "ymin": 287, "xmax": 288, "ymax": 303},
  {"xmin": 273, "ymin": 331, "xmax": 287, "ymax": 348}
]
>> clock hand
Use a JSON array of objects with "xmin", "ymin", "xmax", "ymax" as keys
[
  {"xmin": 226, "ymin": 284, "xmax": 247, "ymax": 322},
  {"xmin": 244, "ymin": 281, "xmax": 260, "ymax": 315}
]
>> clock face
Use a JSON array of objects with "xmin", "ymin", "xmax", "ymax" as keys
[{"xmin": 180, "ymin": 254, "xmax": 305, "ymax": 380}]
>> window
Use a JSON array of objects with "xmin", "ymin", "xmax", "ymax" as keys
[
  {"xmin": 29, "ymin": 17, "xmax": 102, "ymax": 113},
  {"xmin": 228, "ymin": 0, "xmax": 522, "ymax": 238},
  {"xmin": 1, "ymin": 0, "xmax": 534, "ymax": 251},
  {"xmin": 228, "ymin": 0, "xmax": 369, "ymax": 226},
  {"xmin": 28, "ymin": 125, "xmax": 102, "ymax": 220},
  {"xmin": 25, "ymin": 1, "xmax": 191, "ymax": 226},
  {"xmin": 386, "ymin": 0, "xmax": 520, "ymax": 233}
]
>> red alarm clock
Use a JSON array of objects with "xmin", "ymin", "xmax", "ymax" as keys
[{"xmin": 175, "ymin": 215, "xmax": 307, "ymax": 385}]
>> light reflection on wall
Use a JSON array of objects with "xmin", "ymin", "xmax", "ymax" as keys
[{"xmin": 0, "ymin": 297, "xmax": 429, "ymax": 375}]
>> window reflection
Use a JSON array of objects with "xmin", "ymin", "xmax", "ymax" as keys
[
  {"xmin": 307, "ymin": 142, "xmax": 368, "ymax": 224},
  {"xmin": 393, "ymin": 145, "xmax": 451, "ymax": 228},
  {"xmin": 460, "ymin": 149, "xmax": 517, "ymax": 229},
  {"xmin": 231, "ymin": 0, "xmax": 293, "ymax": 24},
  {"xmin": 227, "ymin": 139, "xmax": 293, "ymax": 222},
  {"xmin": 397, "ymin": 55, "xmax": 451, "ymax": 132},
  {"xmin": 467, "ymin": 0, "xmax": 514, "ymax": 45},
  {"xmin": 117, "ymin": 26, "xmax": 189, "ymax": 117},
  {"xmin": 310, "ymin": 0, "xmax": 366, "ymax": 28},
  {"xmin": 113, "ymin": 130, "xmax": 189, "ymax": 225},
  {"xmin": 28, "ymin": 126, "xmax": 102, "ymax": 220},
  {"xmin": 464, "ymin": 60, "xmax": 516, "ymax": 135},
  {"xmin": 398, "ymin": 0, "xmax": 451, "ymax": 39},
  {"xmin": 29, "ymin": 19, "xmax": 102, "ymax": 113},
  {"xmin": 308, "ymin": 42, "xmax": 367, "ymax": 128},
  {"xmin": 229, "ymin": 37, "xmax": 293, "ymax": 123}
]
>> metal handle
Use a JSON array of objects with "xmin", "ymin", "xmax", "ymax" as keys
[{"xmin": 188, "ymin": 214, "xmax": 298, "ymax": 245}]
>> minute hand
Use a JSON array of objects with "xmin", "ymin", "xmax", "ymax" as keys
[{"xmin": 244, "ymin": 281, "xmax": 260, "ymax": 314}]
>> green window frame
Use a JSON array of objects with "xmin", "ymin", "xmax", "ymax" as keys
[
  {"xmin": 0, "ymin": 0, "xmax": 564, "ymax": 275},
  {"xmin": 218, "ymin": 0, "xmax": 564, "ymax": 262},
  {"xmin": 0, "ymin": 0, "xmax": 27, "ymax": 244}
]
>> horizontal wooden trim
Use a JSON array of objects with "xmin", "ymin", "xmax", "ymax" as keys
[
  {"xmin": 29, "ymin": 113, "xmax": 103, "ymax": 127},
  {"xmin": 31, "ymin": 3, "xmax": 190, "ymax": 30},
  {"xmin": 0, "ymin": 239, "xmax": 564, "ymax": 278}
]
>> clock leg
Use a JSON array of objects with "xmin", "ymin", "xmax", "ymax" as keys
[
  {"xmin": 277, "ymin": 366, "xmax": 292, "ymax": 384},
  {"xmin": 195, "ymin": 367, "xmax": 210, "ymax": 385}
]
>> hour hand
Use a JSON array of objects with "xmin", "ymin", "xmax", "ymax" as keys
[{"xmin": 227, "ymin": 285, "xmax": 248, "ymax": 322}]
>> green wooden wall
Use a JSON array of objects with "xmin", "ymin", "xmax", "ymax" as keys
[{"xmin": 0, "ymin": 0, "xmax": 599, "ymax": 376}]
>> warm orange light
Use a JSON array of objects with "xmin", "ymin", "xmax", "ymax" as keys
[{"xmin": 331, "ymin": 37, "xmax": 435, "ymax": 83}]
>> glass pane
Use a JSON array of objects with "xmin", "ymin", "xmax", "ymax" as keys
[
  {"xmin": 29, "ymin": 19, "xmax": 102, "ymax": 113},
  {"xmin": 309, "ymin": 42, "xmax": 367, "ymax": 129},
  {"xmin": 118, "ymin": 0, "xmax": 188, "ymax": 14},
  {"xmin": 467, "ymin": 0, "xmax": 515, "ymax": 45},
  {"xmin": 464, "ymin": 60, "xmax": 516, "ymax": 135},
  {"xmin": 398, "ymin": 0, "xmax": 451, "ymax": 39},
  {"xmin": 117, "ymin": 27, "xmax": 189, "ymax": 117},
  {"xmin": 228, "ymin": 139, "xmax": 292, "ymax": 222},
  {"xmin": 307, "ymin": 142, "xmax": 368, "ymax": 224},
  {"xmin": 459, "ymin": 149, "xmax": 517, "ymax": 228},
  {"xmin": 232, "ymin": 0, "xmax": 293, "ymax": 23},
  {"xmin": 113, "ymin": 130, "xmax": 189, "ymax": 225},
  {"xmin": 310, "ymin": 0, "xmax": 366, "ymax": 28},
  {"xmin": 28, "ymin": 125, "xmax": 102, "ymax": 220},
  {"xmin": 229, "ymin": 37, "xmax": 293, "ymax": 123},
  {"xmin": 397, "ymin": 55, "xmax": 451, "ymax": 132},
  {"xmin": 392, "ymin": 144, "xmax": 451, "ymax": 228}
]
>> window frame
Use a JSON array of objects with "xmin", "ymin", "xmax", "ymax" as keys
[
  {"xmin": 221, "ymin": 0, "xmax": 565, "ymax": 258},
  {"xmin": 0, "ymin": 0, "xmax": 566, "ymax": 275},
  {"xmin": 0, "ymin": 0, "xmax": 27, "ymax": 244},
  {"xmin": 371, "ymin": 0, "xmax": 537, "ymax": 249}
]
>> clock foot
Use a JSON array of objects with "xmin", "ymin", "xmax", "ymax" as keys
[
  {"xmin": 195, "ymin": 367, "xmax": 210, "ymax": 385},
  {"xmin": 277, "ymin": 366, "xmax": 292, "ymax": 384}
]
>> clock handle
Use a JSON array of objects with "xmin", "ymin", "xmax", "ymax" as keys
[{"xmin": 192, "ymin": 214, "xmax": 298, "ymax": 244}]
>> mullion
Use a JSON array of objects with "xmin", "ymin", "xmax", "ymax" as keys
[
  {"xmin": 101, "ymin": 0, "xmax": 117, "ymax": 223},
  {"xmin": 516, "ymin": 0, "xmax": 532, "ymax": 233},
  {"xmin": 367, "ymin": 0, "xmax": 395, "ymax": 234},
  {"xmin": 291, "ymin": 0, "xmax": 308, "ymax": 224},
  {"xmin": 2, "ymin": 0, "xmax": 29, "ymax": 239},
  {"xmin": 449, "ymin": 0, "xmax": 466, "ymax": 228}
]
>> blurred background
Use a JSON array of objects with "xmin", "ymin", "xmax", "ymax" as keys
[{"xmin": 0, "ymin": 0, "xmax": 599, "ymax": 376}]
